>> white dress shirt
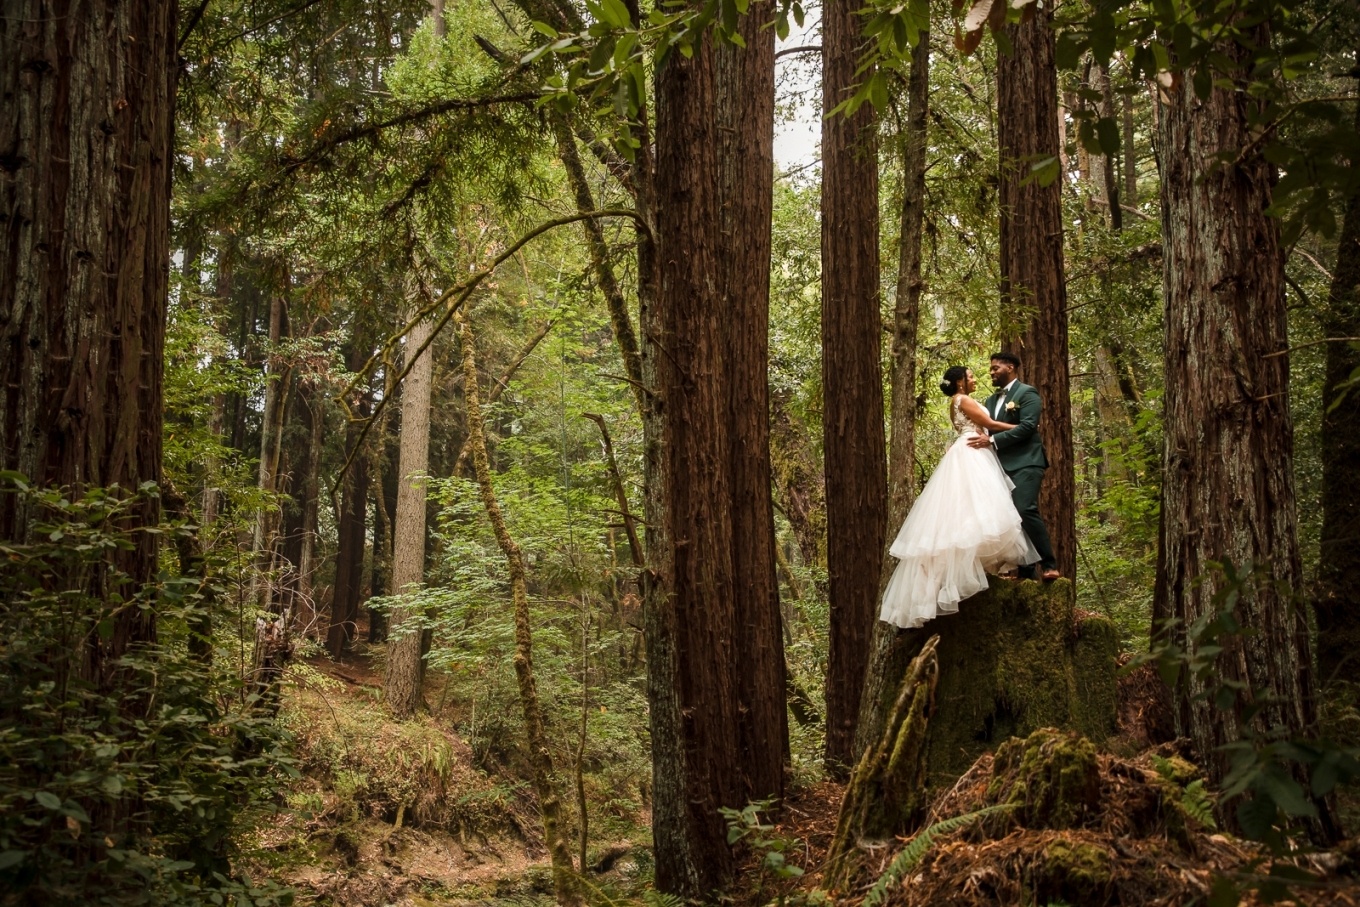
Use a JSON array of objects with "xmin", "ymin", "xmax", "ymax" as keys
[{"xmin": 992, "ymin": 379, "xmax": 1018, "ymax": 418}]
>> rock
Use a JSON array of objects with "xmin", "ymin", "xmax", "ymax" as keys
[{"xmin": 987, "ymin": 728, "xmax": 1102, "ymax": 829}]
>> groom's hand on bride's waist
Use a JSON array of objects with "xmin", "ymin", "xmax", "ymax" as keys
[{"xmin": 967, "ymin": 433, "xmax": 992, "ymax": 449}]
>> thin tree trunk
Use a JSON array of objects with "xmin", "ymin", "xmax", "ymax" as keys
[
  {"xmin": 296, "ymin": 377, "xmax": 325, "ymax": 637},
  {"xmin": 251, "ymin": 288, "xmax": 291, "ymax": 615},
  {"xmin": 1154, "ymin": 30, "xmax": 1335, "ymax": 841},
  {"xmin": 997, "ymin": 5, "xmax": 1075, "ymax": 580},
  {"xmin": 1316, "ymin": 97, "xmax": 1360, "ymax": 686},
  {"xmin": 452, "ymin": 320, "xmax": 555, "ymax": 476},
  {"xmin": 328, "ymin": 341, "xmax": 372, "ymax": 657},
  {"xmin": 1122, "ymin": 87, "xmax": 1138, "ymax": 207},
  {"xmin": 554, "ymin": 117, "xmax": 645, "ymax": 415},
  {"xmin": 822, "ymin": 0, "xmax": 887, "ymax": 777},
  {"xmin": 717, "ymin": 0, "xmax": 788, "ymax": 804},
  {"xmin": 457, "ymin": 308, "xmax": 580, "ymax": 905},
  {"xmin": 583, "ymin": 413, "xmax": 643, "ymax": 567},
  {"xmin": 386, "ymin": 300, "xmax": 435, "ymax": 719},
  {"xmin": 856, "ymin": 30, "xmax": 930, "ymax": 761}
]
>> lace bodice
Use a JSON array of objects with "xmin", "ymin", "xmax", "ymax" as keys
[{"xmin": 950, "ymin": 395, "xmax": 973, "ymax": 434}]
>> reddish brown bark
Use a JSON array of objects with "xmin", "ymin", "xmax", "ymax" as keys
[
  {"xmin": 1154, "ymin": 33, "xmax": 1330, "ymax": 840},
  {"xmin": 1, "ymin": 1, "xmax": 178, "ymax": 683},
  {"xmin": 822, "ymin": 0, "xmax": 887, "ymax": 777},
  {"xmin": 717, "ymin": 1, "xmax": 788, "ymax": 805},
  {"xmin": 997, "ymin": 7, "xmax": 1075, "ymax": 581}
]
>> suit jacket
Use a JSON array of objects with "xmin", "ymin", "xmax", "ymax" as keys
[{"xmin": 983, "ymin": 381, "xmax": 1049, "ymax": 473}]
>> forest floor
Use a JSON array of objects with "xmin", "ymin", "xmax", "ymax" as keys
[
  {"xmin": 244, "ymin": 644, "xmax": 1360, "ymax": 906},
  {"xmin": 244, "ymin": 639, "xmax": 651, "ymax": 906}
]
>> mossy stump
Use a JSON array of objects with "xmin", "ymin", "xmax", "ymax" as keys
[
  {"xmin": 986, "ymin": 728, "xmax": 1102, "ymax": 829},
  {"xmin": 867, "ymin": 578, "xmax": 1119, "ymax": 787}
]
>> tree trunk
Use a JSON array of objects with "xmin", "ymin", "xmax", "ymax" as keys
[
  {"xmin": 1122, "ymin": 88, "xmax": 1138, "ymax": 207},
  {"xmin": 647, "ymin": 21, "xmax": 742, "ymax": 896},
  {"xmin": 294, "ymin": 376, "xmax": 326, "ymax": 636},
  {"xmin": 386, "ymin": 303, "xmax": 435, "ymax": 719},
  {"xmin": 1315, "ymin": 97, "xmax": 1360, "ymax": 687},
  {"xmin": 457, "ymin": 309, "xmax": 580, "ymax": 905},
  {"xmin": 0, "ymin": 1, "xmax": 177, "ymax": 686},
  {"xmin": 822, "ymin": 0, "xmax": 888, "ymax": 778},
  {"xmin": 997, "ymin": 6, "xmax": 1074, "ymax": 580},
  {"xmin": 1154, "ymin": 34, "xmax": 1331, "ymax": 839},
  {"xmin": 328, "ymin": 341, "xmax": 372, "ymax": 657},
  {"xmin": 251, "ymin": 288, "xmax": 291, "ymax": 615},
  {"xmin": 855, "ymin": 30, "xmax": 931, "ymax": 761},
  {"xmin": 716, "ymin": 0, "xmax": 788, "ymax": 805}
]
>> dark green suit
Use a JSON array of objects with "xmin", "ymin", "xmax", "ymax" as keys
[{"xmin": 983, "ymin": 381, "xmax": 1056, "ymax": 574}]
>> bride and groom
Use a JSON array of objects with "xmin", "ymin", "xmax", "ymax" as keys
[{"xmin": 880, "ymin": 352, "xmax": 1061, "ymax": 630}]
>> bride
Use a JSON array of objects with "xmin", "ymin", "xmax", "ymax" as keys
[{"xmin": 879, "ymin": 365, "xmax": 1039, "ymax": 630}]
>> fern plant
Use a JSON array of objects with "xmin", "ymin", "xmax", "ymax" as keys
[{"xmin": 863, "ymin": 804, "xmax": 1016, "ymax": 907}]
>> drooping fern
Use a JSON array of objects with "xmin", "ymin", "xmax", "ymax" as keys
[{"xmin": 863, "ymin": 804, "xmax": 1017, "ymax": 907}]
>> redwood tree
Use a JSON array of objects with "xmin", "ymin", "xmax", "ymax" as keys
[
  {"xmin": 716, "ymin": 0, "xmax": 788, "ymax": 805},
  {"xmin": 1, "ymin": 1, "xmax": 178, "ymax": 683},
  {"xmin": 647, "ymin": 24, "xmax": 741, "ymax": 894},
  {"xmin": 996, "ymin": 6, "xmax": 1074, "ymax": 580},
  {"xmin": 1153, "ymin": 34, "xmax": 1320, "ymax": 800},
  {"xmin": 822, "ymin": 0, "xmax": 888, "ymax": 777}
]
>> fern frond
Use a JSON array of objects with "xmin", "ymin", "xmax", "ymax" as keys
[{"xmin": 863, "ymin": 804, "xmax": 1016, "ymax": 907}]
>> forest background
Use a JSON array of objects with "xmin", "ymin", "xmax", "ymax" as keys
[{"xmin": 3, "ymin": 0, "xmax": 1360, "ymax": 903}]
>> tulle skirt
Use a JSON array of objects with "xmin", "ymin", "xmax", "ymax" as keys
[{"xmin": 879, "ymin": 431, "xmax": 1039, "ymax": 630}]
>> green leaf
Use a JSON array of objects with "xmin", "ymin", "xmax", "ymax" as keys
[
  {"xmin": 35, "ymin": 791, "xmax": 61, "ymax": 810},
  {"xmin": 1095, "ymin": 116, "xmax": 1120, "ymax": 156},
  {"xmin": 1030, "ymin": 156, "xmax": 1061, "ymax": 187},
  {"xmin": 0, "ymin": 851, "xmax": 26, "ymax": 871},
  {"xmin": 600, "ymin": 0, "xmax": 633, "ymax": 27}
]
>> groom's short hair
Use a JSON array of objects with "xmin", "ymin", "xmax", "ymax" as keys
[{"xmin": 990, "ymin": 351, "xmax": 1022, "ymax": 369}]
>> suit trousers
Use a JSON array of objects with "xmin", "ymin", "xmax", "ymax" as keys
[{"xmin": 1009, "ymin": 465, "xmax": 1057, "ymax": 575}]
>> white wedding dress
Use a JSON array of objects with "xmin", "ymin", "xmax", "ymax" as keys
[{"xmin": 879, "ymin": 395, "xmax": 1039, "ymax": 629}]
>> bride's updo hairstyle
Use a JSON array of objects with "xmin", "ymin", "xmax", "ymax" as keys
[{"xmin": 940, "ymin": 365, "xmax": 969, "ymax": 397}]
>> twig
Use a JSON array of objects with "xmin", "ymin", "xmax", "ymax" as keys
[{"xmin": 1263, "ymin": 337, "xmax": 1360, "ymax": 358}]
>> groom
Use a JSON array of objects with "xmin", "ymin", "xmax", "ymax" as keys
[{"xmin": 967, "ymin": 352, "xmax": 1060, "ymax": 580}]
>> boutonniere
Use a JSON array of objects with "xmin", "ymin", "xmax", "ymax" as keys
[{"xmin": 1005, "ymin": 401, "xmax": 1018, "ymax": 413}]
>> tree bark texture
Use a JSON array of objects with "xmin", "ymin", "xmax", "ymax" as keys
[
  {"xmin": 385, "ymin": 305, "xmax": 434, "ymax": 719},
  {"xmin": 648, "ymin": 24, "xmax": 742, "ymax": 896},
  {"xmin": 997, "ymin": 7, "xmax": 1075, "ymax": 581},
  {"xmin": 716, "ymin": 1, "xmax": 788, "ymax": 805},
  {"xmin": 1315, "ymin": 99, "xmax": 1360, "ymax": 687},
  {"xmin": 0, "ymin": 1, "xmax": 177, "ymax": 685},
  {"xmin": 822, "ymin": 0, "xmax": 887, "ymax": 778},
  {"xmin": 1153, "ymin": 36, "xmax": 1321, "ymax": 807},
  {"xmin": 855, "ymin": 30, "xmax": 930, "ymax": 761},
  {"xmin": 457, "ymin": 309, "xmax": 580, "ymax": 906}
]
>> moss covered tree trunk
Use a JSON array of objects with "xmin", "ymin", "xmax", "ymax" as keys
[
  {"xmin": 0, "ymin": 0, "xmax": 177, "ymax": 686},
  {"xmin": 822, "ymin": 0, "xmax": 887, "ymax": 778},
  {"xmin": 457, "ymin": 309, "xmax": 580, "ymax": 905}
]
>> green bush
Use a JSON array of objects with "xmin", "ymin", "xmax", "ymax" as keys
[{"xmin": 0, "ymin": 477, "xmax": 295, "ymax": 906}]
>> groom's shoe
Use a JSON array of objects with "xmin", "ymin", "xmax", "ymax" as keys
[{"xmin": 1041, "ymin": 567, "xmax": 1061, "ymax": 582}]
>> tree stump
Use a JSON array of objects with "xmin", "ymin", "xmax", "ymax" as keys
[{"xmin": 862, "ymin": 578, "xmax": 1118, "ymax": 788}]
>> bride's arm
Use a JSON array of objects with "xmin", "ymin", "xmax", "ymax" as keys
[{"xmin": 958, "ymin": 395, "xmax": 1010, "ymax": 433}]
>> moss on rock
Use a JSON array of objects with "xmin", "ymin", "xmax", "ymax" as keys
[
  {"xmin": 916, "ymin": 578, "xmax": 1118, "ymax": 782},
  {"xmin": 987, "ymin": 728, "xmax": 1102, "ymax": 829}
]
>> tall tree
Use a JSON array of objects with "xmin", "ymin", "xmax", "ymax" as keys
[
  {"xmin": 1, "ymin": 1, "xmax": 178, "ymax": 682},
  {"xmin": 822, "ymin": 0, "xmax": 888, "ymax": 777},
  {"xmin": 856, "ymin": 30, "xmax": 931, "ymax": 759},
  {"xmin": 996, "ymin": 6, "xmax": 1074, "ymax": 580},
  {"xmin": 1153, "ymin": 31, "xmax": 1323, "ymax": 815},
  {"xmin": 327, "ymin": 339, "xmax": 373, "ymax": 657},
  {"xmin": 716, "ymin": 0, "xmax": 788, "ymax": 804},
  {"xmin": 1315, "ymin": 97, "xmax": 1360, "ymax": 686},
  {"xmin": 385, "ymin": 295, "xmax": 435, "ymax": 718},
  {"xmin": 646, "ymin": 22, "xmax": 740, "ymax": 896}
]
